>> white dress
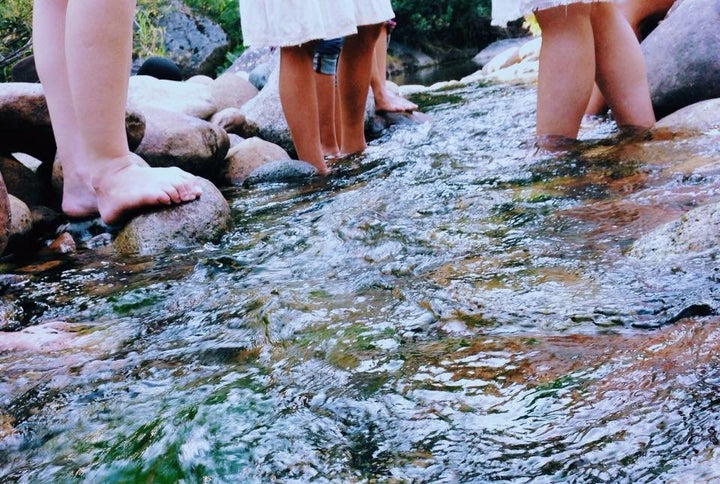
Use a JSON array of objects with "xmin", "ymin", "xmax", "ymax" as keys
[
  {"xmin": 240, "ymin": 0, "xmax": 395, "ymax": 48},
  {"xmin": 491, "ymin": 0, "xmax": 613, "ymax": 27}
]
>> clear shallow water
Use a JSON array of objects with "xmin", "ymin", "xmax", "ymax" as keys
[{"xmin": 2, "ymin": 81, "xmax": 720, "ymax": 482}]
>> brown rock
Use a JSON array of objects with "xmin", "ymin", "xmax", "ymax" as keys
[
  {"xmin": 135, "ymin": 107, "xmax": 230, "ymax": 180},
  {"xmin": 0, "ymin": 82, "xmax": 55, "ymax": 162},
  {"xmin": 8, "ymin": 195, "xmax": 32, "ymax": 240},
  {"xmin": 210, "ymin": 107, "xmax": 247, "ymax": 135},
  {"xmin": 222, "ymin": 137, "xmax": 291, "ymax": 185},
  {"xmin": 113, "ymin": 177, "xmax": 231, "ymax": 256},
  {"xmin": 47, "ymin": 232, "xmax": 77, "ymax": 255},
  {"xmin": 0, "ymin": 154, "xmax": 48, "ymax": 207},
  {"xmin": 653, "ymin": 98, "xmax": 720, "ymax": 137},
  {"xmin": 209, "ymin": 73, "xmax": 259, "ymax": 112}
]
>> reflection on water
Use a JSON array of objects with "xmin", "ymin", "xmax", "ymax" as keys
[
  {"xmin": 2, "ymin": 80, "xmax": 720, "ymax": 482},
  {"xmin": 390, "ymin": 60, "xmax": 481, "ymax": 87}
]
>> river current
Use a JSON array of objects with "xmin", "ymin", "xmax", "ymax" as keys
[{"xmin": 1, "ymin": 80, "xmax": 720, "ymax": 482}]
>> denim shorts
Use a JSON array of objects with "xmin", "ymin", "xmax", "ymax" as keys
[{"xmin": 313, "ymin": 37, "xmax": 345, "ymax": 75}]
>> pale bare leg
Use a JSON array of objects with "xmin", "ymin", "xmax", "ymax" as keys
[
  {"xmin": 33, "ymin": 0, "xmax": 202, "ymax": 225},
  {"xmin": 315, "ymin": 72, "xmax": 341, "ymax": 157},
  {"xmin": 535, "ymin": 4, "xmax": 596, "ymax": 141},
  {"xmin": 371, "ymin": 26, "xmax": 418, "ymax": 113},
  {"xmin": 280, "ymin": 44, "xmax": 328, "ymax": 174},
  {"xmin": 337, "ymin": 23, "xmax": 383, "ymax": 156},
  {"xmin": 591, "ymin": 3, "xmax": 655, "ymax": 131}
]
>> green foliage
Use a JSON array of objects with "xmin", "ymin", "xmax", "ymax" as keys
[
  {"xmin": 391, "ymin": 0, "xmax": 493, "ymax": 48},
  {"xmin": 0, "ymin": 0, "xmax": 33, "ymax": 82},
  {"xmin": 134, "ymin": 0, "xmax": 167, "ymax": 59}
]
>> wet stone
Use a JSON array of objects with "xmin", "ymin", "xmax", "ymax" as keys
[{"xmin": 243, "ymin": 159, "xmax": 317, "ymax": 187}]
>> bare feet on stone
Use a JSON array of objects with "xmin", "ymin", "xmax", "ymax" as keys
[{"xmin": 62, "ymin": 152, "xmax": 203, "ymax": 225}]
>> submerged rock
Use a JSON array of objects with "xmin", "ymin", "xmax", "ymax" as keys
[
  {"xmin": 653, "ymin": 98, "xmax": 720, "ymax": 136},
  {"xmin": 113, "ymin": 177, "xmax": 231, "ymax": 256},
  {"xmin": 243, "ymin": 159, "xmax": 317, "ymax": 186},
  {"xmin": 630, "ymin": 202, "xmax": 720, "ymax": 262}
]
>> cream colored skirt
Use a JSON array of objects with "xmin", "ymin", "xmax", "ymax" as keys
[
  {"xmin": 491, "ymin": 0, "xmax": 613, "ymax": 26},
  {"xmin": 240, "ymin": 0, "xmax": 395, "ymax": 48}
]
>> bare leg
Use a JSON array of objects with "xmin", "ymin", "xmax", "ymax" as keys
[
  {"xmin": 585, "ymin": 0, "xmax": 672, "ymax": 116},
  {"xmin": 535, "ymin": 4, "xmax": 596, "ymax": 141},
  {"xmin": 370, "ymin": 25, "xmax": 418, "ymax": 113},
  {"xmin": 315, "ymin": 72, "xmax": 341, "ymax": 157},
  {"xmin": 337, "ymin": 23, "xmax": 383, "ymax": 156},
  {"xmin": 280, "ymin": 44, "xmax": 328, "ymax": 174},
  {"xmin": 591, "ymin": 3, "xmax": 655, "ymax": 131},
  {"xmin": 34, "ymin": 0, "xmax": 202, "ymax": 225}
]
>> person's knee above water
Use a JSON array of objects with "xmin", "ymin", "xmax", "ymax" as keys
[{"xmin": 492, "ymin": 0, "xmax": 655, "ymax": 148}]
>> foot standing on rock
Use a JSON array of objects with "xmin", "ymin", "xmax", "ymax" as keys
[{"xmin": 33, "ymin": 0, "xmax": 202, "ymax": 225}]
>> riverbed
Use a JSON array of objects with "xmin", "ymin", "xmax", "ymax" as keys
[{"xmin": 1, "ymin": 79, "xmax": 720, "ymax": 482}]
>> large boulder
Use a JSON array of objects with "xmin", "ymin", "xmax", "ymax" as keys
[
  {"xmin": 128, "ymin": 76, "xmax": 217, "ymax": 119},
  {"xmin": 642, "ymin": 0, "xmax": 720, "ymax": 118},
  {"xmin": 113, "ymin": 177, "xmax": 231, "ymax": 256},
  {"xmin": 209, "ymin": 73, "xmax": 259, "ymax": 112},
  {"xmin": 0, "ymin": 82, "xmax": 145, "ymax": 163},
  {"xmin": 0, "ymin": 83, "xmax": 54, "ymax": 162},
  {"xmin": 155, "ymin": 0, "xmax": 230, "ymax": 78},
  {"xmin": 134, "ymin": 107, "xmax": 230, "ymax": 181},
  {"xmin": 238, "ymin": 64, "xmax": 294, "ymax": 153}
]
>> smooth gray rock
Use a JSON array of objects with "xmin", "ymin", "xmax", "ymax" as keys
[
  {"xmin": 113, "ymin": 177, "xmax": 231, "ymax": 256},
  {"xmin": 243, "ymin": 159, "xmax": 317, "ymax": 187},
  {"xmin": 642, "ymin": 0, "xmax": 720, "ymax": 118}
]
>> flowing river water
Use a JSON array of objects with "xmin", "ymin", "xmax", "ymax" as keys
[{"xmin": 1, "ymin": 80, "xmax": 720, "ymax": 482}]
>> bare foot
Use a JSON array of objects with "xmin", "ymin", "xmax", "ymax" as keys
[
  {"xmin": 374, "ymin": 89, "xmax": 418, "ymax": 113},
  {"xmin": 93, "ymin": 154, "xmax": 203, "ymax": 225},
  {"xmin": 60, "ymin": 156, "xmax": 101, "ymax": 219}
]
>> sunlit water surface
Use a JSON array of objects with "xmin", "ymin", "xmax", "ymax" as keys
[{"xmin": 1, "ymin": 81, "xmax": 720, "ymax": 482}]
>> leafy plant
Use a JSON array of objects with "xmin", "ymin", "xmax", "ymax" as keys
[
  {"xmin": 391, "ymin": 0, "xmax": 493, "ymax": 48},
  {"xmin": 0, "ymin": 0, "xmax": 33, "ymax": 82},
  {"xmin": 134, "ymin": 0, "xmax": 167, "ymax": 59}
]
